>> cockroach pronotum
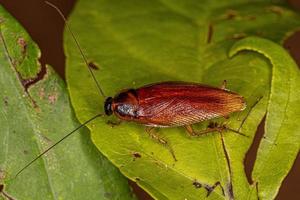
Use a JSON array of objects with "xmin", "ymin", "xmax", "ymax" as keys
[{"xmin": 15, "ymin": 1, "xmax": 248, "ymax": 177}]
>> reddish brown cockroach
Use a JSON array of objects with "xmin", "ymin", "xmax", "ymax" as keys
[
  {"xmin": 15, "ymin": 2, "xmax": 246, "ymax": 177},
  {"xmin": 104, "ymin": 81, "xmax": 246, "ymax": 136}
]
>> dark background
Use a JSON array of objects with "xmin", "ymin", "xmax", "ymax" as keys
[{"xmin": 0, "ymin": 0, "xmax": 299, "ymax": 199}]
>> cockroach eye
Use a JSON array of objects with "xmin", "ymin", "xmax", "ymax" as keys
[{"xmin": 104, "ymin": 97, "xmax": 113, "ymax": 116}]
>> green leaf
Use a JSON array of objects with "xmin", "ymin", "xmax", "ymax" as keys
[
  {"xmin": 229, "ymin": 36, "xmax": 300, "ymax": 200},
  {"xmin": 0, "ymin": 5, "xmax": 135, "ymax": 200},
  {"xmin": 65, "ymin": 0, "xmax": 300, "ymax": 199}
]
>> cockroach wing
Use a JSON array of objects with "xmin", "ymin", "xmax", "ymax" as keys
[{"xmin": 135, "ymin": 82, "xmax": 246, "ymax": 127}]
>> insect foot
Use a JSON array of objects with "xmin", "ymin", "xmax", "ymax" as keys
[{"xmin": 106, "ymin": 120, "xmax": 122, "ymax": 127}]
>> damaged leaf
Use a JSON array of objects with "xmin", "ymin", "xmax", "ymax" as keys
[{"xmin": 0, "ymin": 5, "xmax": 135, "ymax": 200}]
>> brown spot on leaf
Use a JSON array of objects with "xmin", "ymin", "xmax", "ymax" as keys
[
  {"xmin": 17, "ymin": 37, "xmax": 27, "ymax": 55},
  {"xmin": 193, "ymin": 180, "xmax": 202, "ymax": 189},
  {"xmin": 133, "ymin": 152, "xmax": 141, "ymax": 159},
  {"xmin": 0, "ymin": 27, "xmax": 44, "ymax": 109},
  {"xmin": 132, "ymin": 152, "xmax": 142, "ymax": 161},
  {"xmin": 48, "ymin": 92, "xmax": 58, "ymax": 104},
  {"xmin": 207, "ymin": 24, "xmax": 213, "ymax": 44},
  {"xmin": 0, "ymin": 184, "xmax": 3, "ymax": 192},
  {"xmin": 88, "ymin": 61, "xmax": 99, "ymax": 70}
]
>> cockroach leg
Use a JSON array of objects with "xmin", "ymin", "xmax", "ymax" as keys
[
  {"xmin": 185, "ymin": 123, "xmax": 248, "ymax": 138},
  {"xmin": 225, "ymin": 126, "xmax": 249, "ymax": 137},
  {"xmin": 209, "ymin": 122, "xmax": 249, "ymax": 137},
  {"xmin": 220, "ymin": 80, "xmax": 227, "ymax": 90},
  {"xmin": 145, "ymin": 127, "xmax": 167, "ymax": 145},
  {"xmin": 185, "ymin": 124, "xmax": 219, "ymax": 137},
  {"xmin": 145, "ymin": 127, "xmax": 177, "ymax": 161},
  {"xmin": 106, "ymin": 120, "xmax": 122, "ymax": 127}
]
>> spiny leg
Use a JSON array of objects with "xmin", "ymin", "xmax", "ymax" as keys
[
  {"xmin": 209, "ymin": 121, "xmax": 249, "ymax": 137},
  {"xmin": 145, "ymin": 127, "xmax": 177, "ymax": 161},
  {"xmin": 185, "ymin": 123, "xmax": 248, "ymax": 138},
  {"xmin": 220, "ymin": 96, "xmax": 264, "ymax": 140},
  {"xmin": 185, "ymin": 124, "xmax": 223, "ymax": 137}
]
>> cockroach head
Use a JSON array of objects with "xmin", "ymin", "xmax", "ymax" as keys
[
  {"xmin": 104, "ymin": 97, "xmax": 113, "ymax": 116},
  {"xmin": 111, "ymin": 89, "xmax": 139, "ymax": 119}
]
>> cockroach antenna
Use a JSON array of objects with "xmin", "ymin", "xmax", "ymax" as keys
[
  {"xmin": 45, "ymin": 1, "xmax": 106, "ymax": 98},
  {"xmin": 14, "ymin": 114, "xmax": 103, "ymax": 178},
  {"xmin": 14, "ymin": 2, "xmax": 107, "ymax": 178},
  {"xmin": 237, "ymin": 96, "xmax": 264, "ymax": 132}
]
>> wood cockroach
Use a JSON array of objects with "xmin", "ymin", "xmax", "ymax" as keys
[
  {"xmin": 15, "ymin": 1, "xmax": 247, "ymax": 177},
  {"xmin": 105, "ymin": 81, "xmax": 246, "ymax": 134}
]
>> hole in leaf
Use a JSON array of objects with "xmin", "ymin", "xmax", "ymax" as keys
[{"xmin": 244, "ymin": 116, "xmax": 265, "ymax": 184}]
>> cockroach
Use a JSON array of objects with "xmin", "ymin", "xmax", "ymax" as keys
[
  {"xmin": 15, "ymin": 2, "xmax": 247, "ymax": 177},
  {"xmin": 104, "ymin": 81, "xmax": 246, "ymax": 135}
]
